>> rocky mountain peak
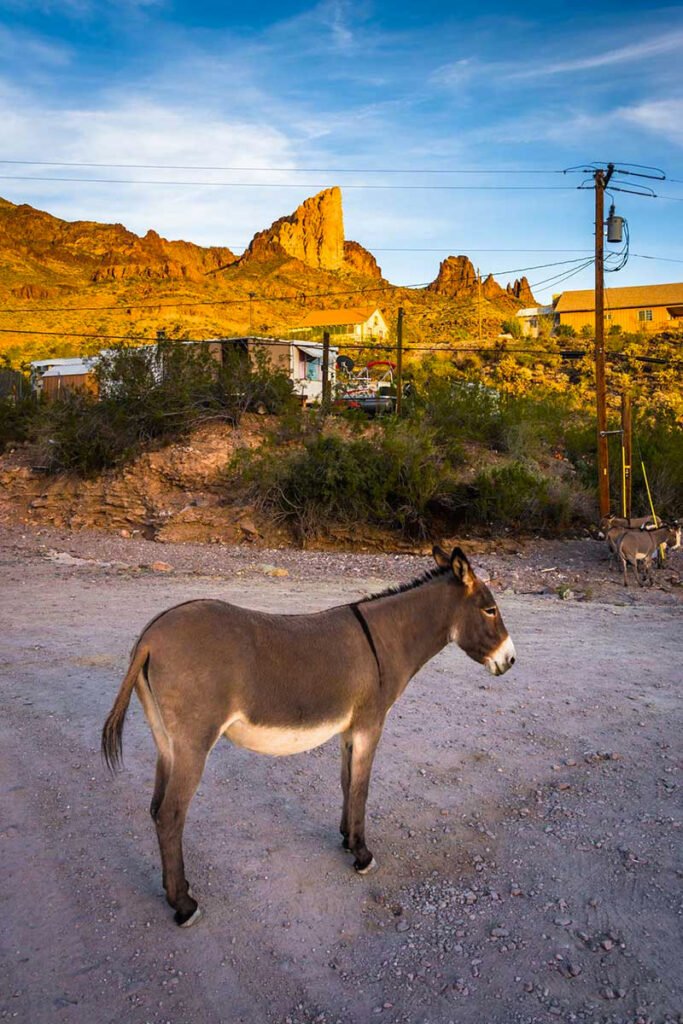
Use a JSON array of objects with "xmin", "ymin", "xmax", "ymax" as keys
[
  {"xmin": 506, "ymin": 276, "xmax": 537, "ymax": 306},
  {"xmin": 427, "ymin": 255, "xmax": 480, "ymax": 297},
  {"xmin": 246, "ymin": 187, "xmax": 345, "ymax": 271},
  {"xmin": 427, "ymin": 255, "xmax": 535, "ymax": 307}
]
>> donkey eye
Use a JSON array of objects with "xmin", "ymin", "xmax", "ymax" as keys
[{"xmin": 483, "ymin": 607, "xmax": 497, "ymax": 617}]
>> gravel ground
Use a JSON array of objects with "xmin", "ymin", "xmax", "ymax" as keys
[{"xmin": 1, "ymin": 526, "xmax": 681, "ymax": 1024}]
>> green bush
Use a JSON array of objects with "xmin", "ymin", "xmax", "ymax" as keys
[
  {"xmin": 35, "ymin": 339, "xmax": 296, "ymax": 476},
  {"xmin": 0, "ymin": 394, "xmax": 37, "ymax": 452},
  {"xmin": 230, "ymin": 423, "xmax": 450, "ymax": 541},
  {"xmin": 449, "ymin": 461, "xmax": 578, "ymax": 531}
]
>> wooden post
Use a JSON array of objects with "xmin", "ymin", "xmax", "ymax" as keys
[
  {"xmin": 321, "ymin": 330, "xmax": 331, "ymax": 415},
  {"xmin": 395, "ymin": 307, "xmax": 404, "ymax": 416},
  {"xmin": 594, "ymin": 167, "xmax": 611, "ymax": 518},
  {"xmin": 477, "ymin": 268, "xmax": 482, "ymax": 344},
  {"xmin": 621, "ymin": 392, "xmax": 632, "ymax": 520}
]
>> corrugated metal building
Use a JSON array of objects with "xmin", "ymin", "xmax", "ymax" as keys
[{"xmin": 554, "ymin": 282, "xmax": 683, "ymax": 333}]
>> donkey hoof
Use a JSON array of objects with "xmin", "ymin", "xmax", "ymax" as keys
[
  {"xmin": 354, "ymin": 856, "xmax": 378, "ymax": 876},
  {"xmin": 175, "ymin": 904, "xmax": 203, "ymax": 928}
]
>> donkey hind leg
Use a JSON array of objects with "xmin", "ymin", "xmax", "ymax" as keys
[
  {"xmin": 340, "ymin": 735, "xmax": 352, "ymax": 850},
  {"xmin": 154, "ymin": 744, "xmax": 207, "ymax": 927},
  {"xmin": 343, "ymin": 725, "xmax": 383, "ymax": 875},
  {"xmin": 150, "ymin": 753, "xmax": 171, "ymax": 822}
]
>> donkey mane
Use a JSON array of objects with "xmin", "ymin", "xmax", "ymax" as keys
[{"xmin": 359, "ymin": 564, "xmax": 451, "ymax": 604}]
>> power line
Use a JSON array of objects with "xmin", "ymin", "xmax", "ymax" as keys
[
  {"xmin": 0, "ymin": 257, "xmax": 594, "ymax": 317},
  {"xmin": 0, "ymin": 159, "xmax": 565, "ymax": 174},
  {"xmin": 0, "ymin": 281, "xmax": 422, "ymax": 316},
  {"xmin": 0, "ymin": 173, "xmax": 578, "ymax": 192},
  {"xmin": 5, "ymin": 327, "xmax": 679, "ymax": 367}
]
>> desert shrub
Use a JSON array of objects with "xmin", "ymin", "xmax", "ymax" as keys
[
  {"xmin": 35, "ymin": 392, "xmax": 138, "ymax": 476},
  {"xmin": 421, "ymin": 378, "xmax": 500, "ymax": 450},
  {"xmin": 630, "ymin": 412, "xmax": 683, "ymax": 519},
  {"xmin": 495, "ymin": 391, "xmax": 583, "ymax": 458},
  {"xmin": 230, "ymin": 423, "xmax": 450, "ymax": 541},
  {"xmin": 0, "ymin": 394, "xmax": 37, "ymax": 452},
  {"xmin": 501, "ymin": 318, "xmax": 522, "ymax": 338},
  {"xmin": 563, "ymin": 407, "xmax": 682, "ymax": 520},
  {"xmin": 35, "ymin": 339, "xmax": 296, "ymax": 476},
  {"xmin": 448, "ymin": 461, "xmax": 580, "ymax": 531},
  {"xmin": 556, "ymin": 324, "xmax": 576, "ymax": 338}
]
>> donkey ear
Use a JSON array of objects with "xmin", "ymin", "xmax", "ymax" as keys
[
  {"xmin": 450, "ymin": 546, "xmax": 475, "ymax": 588},
  {"xmin": 432, "ymin": 545, "xmax": 452, "ymax": 569}
]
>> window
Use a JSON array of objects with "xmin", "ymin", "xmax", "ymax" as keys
[
  {"xmin": 638, "ymin": 309, "xmax": 653, "ymax": 322},
  {"xmin": 605, "ymin": 313, "xmax": 611, "ymax": 320}
]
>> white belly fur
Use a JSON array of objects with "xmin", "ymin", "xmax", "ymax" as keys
[{"xmin": 224, "ymin": 716, "xmax": 350, "ymax": 756}]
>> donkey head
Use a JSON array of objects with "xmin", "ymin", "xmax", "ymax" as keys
[{"xmin": 433, "ymin": 545, "xmax": 516, "ymax": 676}]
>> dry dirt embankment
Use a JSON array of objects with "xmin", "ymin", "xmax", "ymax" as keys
[{"xmin": 0, "ymin": 530, "xmax": 681, "ymax": 1024}]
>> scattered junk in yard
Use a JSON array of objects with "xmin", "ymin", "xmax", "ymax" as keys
[{"xmin": 333, "ymin": 358, "xmax": 400, "ymax": 415}]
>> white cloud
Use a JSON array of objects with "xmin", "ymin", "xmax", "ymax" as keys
[
  {"xmin": 0, "ymin": 84, "xmax": 308, "ymax": 247},
  {"xmin": 617, "ymin": 99, "xmax": 683, "ymax": 147},
  {"xmin": 0, "ymin": 24, "xmax": 71, "ymax": 66},
  {"xmin": 432, "ymin": 27, "xmax": 683, "ymax": 91},
  {"xmin": 509, "ymin": 30, "xmax": 683, "ymax": 79}
]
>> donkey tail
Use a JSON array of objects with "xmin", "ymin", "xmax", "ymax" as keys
[{"xmin": 102, "ymin": 643, "xmax": 149, "ymax": 772}]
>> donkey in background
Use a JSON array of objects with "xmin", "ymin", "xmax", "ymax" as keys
[
  {"xmin": 102, "ymin": 545, "xmax": 516, "ymax": 927},
  {"xmin": 617, "ymin": 524, "xmax": 681, "ymax": 586}
]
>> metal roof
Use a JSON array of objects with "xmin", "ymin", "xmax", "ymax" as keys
[
  {"xmin": 296, "ymin": 306, "xmax": 382, "ymax": 328},
  {"xmin": 554, "ymin": 282, "xmax": 683, "ymax": 313},
  {"xmin": 293, "ymin": 343, "xmax": 338, "ymax": 359},
  {"xmin": 41, "ymin": 359, "xmax": 94, "ymax": 378}
]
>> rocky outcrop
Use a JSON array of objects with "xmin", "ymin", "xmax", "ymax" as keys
[
  {"xmin": 427, "ymin": 255, "xmax": 479, "ymax": 297},
  {"xmin": 90, "ymin": 230, "xmax": 236, "ymax": 282},
  {"xmin": 0, "ymin": 198, "xmax": 236, "ymax": 286},
  {"xmin": 428, "ymin": 255, "xmax": 523, "ymax": 307},
  {"xmin": 343, "ymin": 240, "xmax": 383, "ymax": 279},
  {"xmin": 506, "ymin": 276, "xmax": 536, "ymax": 306},
  {"xmin": 246, "ymin": 187, "xmax": 345, "ymax": 271}
]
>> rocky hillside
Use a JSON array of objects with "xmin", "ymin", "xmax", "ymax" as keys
[{"xmin": 0, "ymin": 189, "xmax": 533, "ymax": 365}]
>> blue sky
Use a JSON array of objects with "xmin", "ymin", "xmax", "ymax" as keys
[{"xmin": 1, "ymin": 0, "xmax": 682, "ymax": 301}]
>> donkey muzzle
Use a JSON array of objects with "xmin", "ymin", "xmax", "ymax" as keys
[{"xmin": 485, "ymin": 635, "xmax": 516, "ymax": 676}]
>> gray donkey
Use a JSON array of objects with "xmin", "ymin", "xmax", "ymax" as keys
[
  {"xmin": 102, "ymin": 545, "xmax": 516, "ymax": 927},
  {"xmin": 617, "ymin": 524, "xmax": 681, "ymax": 586}
]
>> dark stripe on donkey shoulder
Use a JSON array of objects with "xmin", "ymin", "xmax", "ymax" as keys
[{"xmin": 350, "ymin": 603, "xmax": 383, "ymax": 687}]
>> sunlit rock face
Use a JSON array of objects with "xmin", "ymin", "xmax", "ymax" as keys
[{"xmin": 246, "ymin": 187, "xmax": 345, "ymax": 271}]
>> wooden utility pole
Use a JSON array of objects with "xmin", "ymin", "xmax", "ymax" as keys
[
  {"xmin": 396, "ymin": 307, "xmax": 404, "ymax": 416},
  {"xmin": 594, "ymin": 165, "xmax": 613, "ymax": 518},
  {"xmin": 477, "ymin": 268, "xmax": 482, "ymax": 344},
  {"xmin": 248, "ymin": 292, "xmax": 255, "ymax": 334},
  {"xmin": 621, "ymin": 392, "xmax": 632, "ymax": 519},
  {"xmin": 321, "ymin": 330, "xmax": 331, "ymax": 416}
]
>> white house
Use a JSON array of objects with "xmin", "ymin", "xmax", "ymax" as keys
[
  {"xmin": 515, "ymin": 305, "xmax": 557, "ymax": 338},
  {"xmin": 293, "ymin": 306, "xmax": 389, "ymax": 343}
]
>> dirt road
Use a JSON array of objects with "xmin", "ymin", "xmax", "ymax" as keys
[{"xmin": 1, "ymin": 530, "xmax": 681, "ymax": 1024}]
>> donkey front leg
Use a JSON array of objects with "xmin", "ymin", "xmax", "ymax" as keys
[
  {"xmin": 153, "ymin": 745, "xmax": 207, "ymax": 927},
  {"xmin": 340, "ymin": 724, "xmax": 383, "ymax": 875}
]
